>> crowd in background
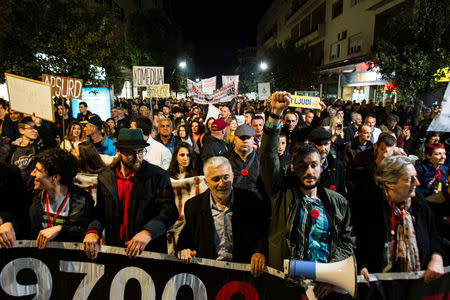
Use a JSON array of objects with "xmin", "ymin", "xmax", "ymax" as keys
[{"xmin": 0, "ymin": 92, "xmax": 448, "ymax": 297}]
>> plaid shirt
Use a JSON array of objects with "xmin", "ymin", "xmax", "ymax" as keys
[{"xmin": 291, "ymin": 195, "xmax": 330, "ymax": 263}]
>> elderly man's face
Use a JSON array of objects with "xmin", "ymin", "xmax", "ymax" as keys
[
  {"xmin": 284, "ymin": 113, "xmax": 298, "ymax": 131},
  {"xmin": 158, "ymin": 120, "xmax": 172, "ymax": 137},
  {"xmin": 365, "ymin": 117, "xmax": 376, "ymax": 129},
  {"xmin": 204, "ymin": 163, "xmax": 234, "ymax": 204}
]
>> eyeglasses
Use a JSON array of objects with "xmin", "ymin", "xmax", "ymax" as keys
[
  {"xmin": 120, "ymin": 148, "xmax": 147, "ymax": 157},
  {"xmin": 24, "ymin": 125, "xmax": 37, "ymax": 131}
]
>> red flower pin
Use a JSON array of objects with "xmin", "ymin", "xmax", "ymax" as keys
[
  {"xmin": 311, "ymin": 208, "xmax": 320, "ymax": 219},
  {"xmin": 329, "ymin": 185, "xmax": 336, "ymax": 191},
  {"xmin": 241, "ymin": 169, "xmax": 248, "ymax": 176}
]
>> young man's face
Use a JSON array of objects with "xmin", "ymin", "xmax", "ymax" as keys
[
  {"xmin": 79, "ymin": 104, "xmax": 87, "ymax": 114},
  {"xmin": 293, "ymin": 152, "xmax": 321, "ymax": 190},
  {"xmin": 30, "ymin": 162, "xmax": 53, "ymax": 191},
  {"xmin": 278, "ymin": 136, "xmax": 287, "ymax": 155}
]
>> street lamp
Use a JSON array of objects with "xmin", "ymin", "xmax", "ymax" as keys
[
  {"xmin": 260, "ymin": 61, "xmax": 268, "ymax": 71},
  {"xmin": 195, "ymin": 78, "xmax": 200, "ymax": 82},
  {"xmin": 179, "ymin": 61, "xmax": 187, "ymax": 69}
]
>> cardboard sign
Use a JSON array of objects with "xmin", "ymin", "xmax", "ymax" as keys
[
  {"xmin": 222, "ymin": 75, "xmax": 239, "ymax": 96},
  {"xmin": 149, "ymin": 84, "xmax": 170, "ymax": 98},
  {"xmin": 5, "ymin": 73, "xmax": 54, "ymax": 122},
  {"xmin": 289, "ymin": 95, "xmax": 322, "ymax": 109},
  {"xmin": 133, "ymin": 66, "xmax": 164, "ymax": 87},
  {"xmin": 42, "ymin": 74, "xmax": 83, "ymax": 99}
]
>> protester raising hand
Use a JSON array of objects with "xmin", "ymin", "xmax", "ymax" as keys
[{"xmin": 270, "ymin": 91, "xmax": 291, "ymax": 116}]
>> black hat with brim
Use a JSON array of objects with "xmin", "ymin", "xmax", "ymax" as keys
[{"xmin": 114, "ymin": 128, "xmax": 149, "ymax": 149}]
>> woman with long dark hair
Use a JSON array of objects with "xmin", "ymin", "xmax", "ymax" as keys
[
  {"xmin": 166, "ymin": 142, "xmax": 199, "ymax": 180},
  {"xmin": 60, "ymin": 121, "xmax": 84, "ymax": 152}
]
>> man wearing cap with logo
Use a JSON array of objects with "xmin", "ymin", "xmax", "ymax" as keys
[
  {"xmin": 259, "ymin": 92, "xmax": 355, "ymax": 299},
  {"xmin": 308, "ymin": 127, "xmax": 347, "ymax": 196},
  {"xmin": 225, "ymin": 124, "xmax": 263, "ymax": 197},
  {"xmin": 84, "ymin": 114, "xmax": 116, "ymax": 156},
  {"xmin": 83, "ymin": 129, "xmax": 178, "ymax": 259},
  {"xmin": 200, "ymin": 118, "xmax": 229, "ymax": 164}
]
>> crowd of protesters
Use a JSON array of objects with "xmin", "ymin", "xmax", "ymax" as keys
[{"xmin": 0, "ymin": 91, "xmax": 448, "ymax": 299}]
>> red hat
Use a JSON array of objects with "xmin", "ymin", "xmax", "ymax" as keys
[{"xmin": 211, "ymin": 118, "xmax": 229, "ymax": 131}]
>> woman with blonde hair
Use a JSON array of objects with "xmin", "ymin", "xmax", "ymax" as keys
[
  {"xmin": 60, "ymin": 121, "xmax": 84, "ymax": 152},
  {"xmin": 224, "ymin": 116, "xmax": 238, "ymax": 145},
  {"xmin": 328, "ymin": 116, "xmax": 345, "ymax": 158}
]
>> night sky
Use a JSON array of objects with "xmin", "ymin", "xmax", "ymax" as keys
[{"xmin": 172, "ymin": 0, "xmax": 272, "ymax": 80}]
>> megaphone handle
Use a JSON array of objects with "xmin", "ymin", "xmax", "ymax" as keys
[{"xmin": 301, "ymin": 280, "xmax": 317, "ymax": 300}]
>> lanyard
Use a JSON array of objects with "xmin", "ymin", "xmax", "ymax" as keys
[
  {"xmin": 390, "ymin": 196, "xmax": 406, "ymax": 236},
  {"xmin": 46, "ymin": 192, "xmax": 70, "ymax": 228}
]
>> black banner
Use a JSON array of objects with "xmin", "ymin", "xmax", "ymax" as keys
[{"xmin": 0, "ymin": 241, "xmax": 448, "ymax": 300}]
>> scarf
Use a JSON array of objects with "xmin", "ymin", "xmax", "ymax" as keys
[{"xmin": 388, "ymin": 197, "xmax": 421, "ymax": 272}]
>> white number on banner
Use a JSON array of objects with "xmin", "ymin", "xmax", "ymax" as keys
[
  {"xmin": 162, "ymin": 273, "xmax": 207, "ymax": 300},
  {"xmin": 110, "ymin": 266, "xmax": 156, "ymax": 300},
  {"xmin": 0, "ymin": 257, "xmax": 52, "ymax": 299},
  {"xmin": 59, "ymin": 261, "xmax": 105, "ymax": 299}
]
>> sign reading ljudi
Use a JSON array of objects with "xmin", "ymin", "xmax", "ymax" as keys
[
  {"xmin": 133, "ymin": 66, "xmax": 164, "ymax": 87},
  {"xmin": 42, "ymin": 74, "xmax": 83, "ymax": 99}
]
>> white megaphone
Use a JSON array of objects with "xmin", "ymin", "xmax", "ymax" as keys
[{"xmin": 283, "ymin": 255, "xmax": 357, "ymax": 298}]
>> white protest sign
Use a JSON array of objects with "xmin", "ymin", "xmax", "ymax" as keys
[
  {"xmin": 187, "ymin": 79, "xmax": 202, "ymax": 97},
  {"xmin": 258, "ymin": 82, "xmax": 271, "ymax": 100},
  {"xmin": 192, "ymin": 83, "xmax": 236, "ymax": 104},
  {"xmin": 133, "ymin": 66, "xmax": 164, "ymax": 87},
  {"xmin": 222, "ymin": 75, "xmax": 239, "ymax": 96},
  {"xmin": 168, "ymin": 176, "xmax": 208, "ymax": 255},
  {"xmin": 201, "ymin": 76, "xmax": 216, "ymax": 95},
  {"xmin": 5, "ymin": 73, "xmax": 54, "ymax": 122},
  {"xmin": 177, "ymin": 92, "xmax": 186, "ymax": 100},
  {"xmin": 428, "ymin": 83, "xmax": 450, "ymax": 132},
  {"xmin": 205, "ymin": 103, "xmax": 221, "ymax": 121}
]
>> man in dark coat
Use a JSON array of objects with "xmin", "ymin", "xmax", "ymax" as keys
[
  {"xmin": 83, "ymin": 129, "xmax": 178, "ymax": 259},
  {"xmin": 177, "ymin": 156, "xmax": 269, "ymax": 277},
  {"xmin": 201, "ymin": 119, "xmax": 229, "ymax": 163},
  {"xmin": 308, "ymin": 127, "xmax": 347, "ymax": 196}
]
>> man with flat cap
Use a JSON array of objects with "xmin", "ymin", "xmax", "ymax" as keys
[
  {"xmin": 83, "ymin": 129, "xmax": 178, "ymax": 259},
  {"xmin": 308, "ymin": 127, "xmax": 347, "ymax": 196}
]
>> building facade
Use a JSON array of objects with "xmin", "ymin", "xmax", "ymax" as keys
[{"xmin": 257, "ymin": 0, "xmax": 407, "ymax": 102}]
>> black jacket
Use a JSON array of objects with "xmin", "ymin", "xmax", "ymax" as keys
[
  {"xmin": 319, "ymin": 153, "xmax": 346, "ymax": 196},
  {"xmin": 200, "ymin": 135, "xmax": 228, "ymax": 163},
  {"xmin": 177, "ymin": 188, "xmax": 269, "ymax": 263},
  {"xmin": 29, "ymin": 184, "xmax": 94, "ymax": 242},
  {"xmin": 87, "ymin": 161, "xmax": 178, "ymax": 253},
  {"xmin": 0, "ymin": 161, "xmax": 31, "ymax": 238},
  {"xmin": 225, "ymin": 149, "xmax": 260, "ymax": 193},
  {"xmin": 352, "ymin": 180, "xmax": 446, "ymax": 272}
]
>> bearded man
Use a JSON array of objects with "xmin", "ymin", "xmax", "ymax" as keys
[{"xmin": 83, "ymin": 129, "xmax": 178, "ymax": 259}]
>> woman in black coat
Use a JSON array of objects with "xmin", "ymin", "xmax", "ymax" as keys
[{"xmin": 352, "ymin": 155, "xmax": 445, "ymax": 283}]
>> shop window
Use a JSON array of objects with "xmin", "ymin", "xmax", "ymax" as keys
[
  {"xmin": 350, "ymin": 0, "xmax": 361, "ymax": 7},
  {"xmin": 330, "ymin": 42, "xmax": 340, "ymax": 59},
  {"xmin": 348, "ymin": 34, "xmax": 362, "ymax": 54},
  {"xmin": 332, "ymin": 0, "xmax": 343, "ymax": 18}
]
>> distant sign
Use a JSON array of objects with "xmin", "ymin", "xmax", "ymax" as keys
[
  {"xmin": 5, "ymin": 73, "xmax": 54, "ymax": 122},
  {"xmin": 258, "ymin": 82, "xmax": 271, "ymax": 100},
  {"xmin": 71, "ymin": 87, "xmax": 111, "ymax": 121},
  {"xmin": 428, "ymin": 83, "xmax": 450, "ymax": 132},
  {"xmin": 149, "ymin": 84, "xmax": 170, "ymax": 98},
  {"xmin": 201, "ymin": 76, "xmax": 216, "ymax": 95},
  {"xmin": 42, "ymin": 74, "xmax": 83, "ymax": 99},
  {"xmin": 133, "ymin": 66, "xmax": 164, "ymax": 87}
]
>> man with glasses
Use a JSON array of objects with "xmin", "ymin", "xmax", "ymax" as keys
[
  {"xmin": 83, "ymin": 129, "xmax": 178, "ymax": 259},
  {"xmin": 10, "ymin": 116, "xmax": 57, "ymax": 192}
]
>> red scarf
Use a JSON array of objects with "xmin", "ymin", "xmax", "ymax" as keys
[{"xmin": 116, "ymin": 169, "xmax": 135, "ymax": 242}]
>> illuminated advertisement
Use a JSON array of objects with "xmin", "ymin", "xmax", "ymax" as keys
[{"xmin": 71, "ymin": 87, "xmax": 111, "ymax": 121}]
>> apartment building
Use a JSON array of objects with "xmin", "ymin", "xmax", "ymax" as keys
[{"xmin": 257, "ymin": 0, "xmax": 407, "ymax": 102}]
